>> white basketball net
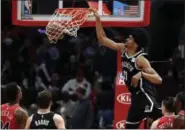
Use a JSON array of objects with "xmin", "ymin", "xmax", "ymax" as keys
[{"xmin": 46, "ymin": 8, "xmax": 90, "ymax": 43}]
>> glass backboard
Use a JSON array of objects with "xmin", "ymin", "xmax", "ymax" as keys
[{"xmin": 12, "ymin": 0, "xmax": 150, "ymax": 27}]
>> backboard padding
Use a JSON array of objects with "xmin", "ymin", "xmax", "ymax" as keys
[{"xmin": 12, "ymin": 0, "xmax": 151, "ymax": 27}]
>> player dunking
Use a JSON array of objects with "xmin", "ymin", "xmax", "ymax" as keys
[
  {"xmin": 25, "ymin": 90, "xmax": 65, "ymax": 129},
  {"xmin": 173, "ymin": 91, "xmax": 185, "ymax": 129},
  {"xmin": 1, "ymin": 82, "xmax": 28, "ymax": 129},
  {"xmin": 90, "ymin": 9, "xmax": 162, "ymax": 129},
  {"xmin": 151, "ymin": 97, "xmax": 175, "ymax": 129}
]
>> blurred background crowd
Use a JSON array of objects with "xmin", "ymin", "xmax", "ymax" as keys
[{"xmin": 1, "ymin": 0, "xmax": 184, "ymax": 129}]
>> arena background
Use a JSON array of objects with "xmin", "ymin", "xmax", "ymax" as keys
[{"xmin": 1, "ymin": 0, "xmax": 184, "ymax": 129}]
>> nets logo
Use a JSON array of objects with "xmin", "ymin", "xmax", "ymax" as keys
[
  {"xmin": 117, "ymin": 93, "xmax": 131, "ymax": 104},
  {"xmin": 116, "ymin": 120, "xmax": 126, "ymax": 129}
]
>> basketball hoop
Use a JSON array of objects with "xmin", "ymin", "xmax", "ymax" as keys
[{"xmin": 46, "ymin": 8, "xmax": 91, "ymax": 43}]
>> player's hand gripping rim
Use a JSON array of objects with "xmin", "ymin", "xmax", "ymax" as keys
[{"xmin": 88, "ymin": 8, "xmax": 100, "ymax": 18}]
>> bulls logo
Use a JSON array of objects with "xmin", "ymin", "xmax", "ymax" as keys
[
  {"xmin": 116, "ymin": 120, "xmax": 126, "ymax": 129},
  {"xmin": 117, "ymin": 93, "xmax": 131, "ymax": 104}
]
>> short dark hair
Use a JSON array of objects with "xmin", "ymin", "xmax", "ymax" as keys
[
  {"xmin": 76, "ymin": 69, "xmax": 84, "ymax": 77},
  {"xmin": 131, "ymin": 29, "xmax": 149, "ymax": 49},
  {"xmin": 176, "ymin": 91, "xmax": 184, "ymax": 110},
  {"xmin": 36, "ymin": 90, "xmax": 52, "ymax": 109},
  {"xmin": 5, "ymin": 82, "xmax": 19, "ymax": 102},
  {"xmin": 162, "ymin": 96, "xmax": 175, "ymax": 113}
]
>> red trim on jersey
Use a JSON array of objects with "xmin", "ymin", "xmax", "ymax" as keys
[{"xmin": 156, "ymin": 115, "xmax": 175, "ymax": 129}]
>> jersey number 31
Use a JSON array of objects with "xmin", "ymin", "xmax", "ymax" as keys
[{"xmin": 123, "ymin": 70, "xmax": 128, "ymax": 81}]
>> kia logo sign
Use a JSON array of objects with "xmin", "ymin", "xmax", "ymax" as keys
[
  {"xmin": 116, "ymin": 120, "xmax": 126, "ymax": 129},
  {"xmin": 117, "ymin": 93, "xmax": 131, "ymax": 104}
]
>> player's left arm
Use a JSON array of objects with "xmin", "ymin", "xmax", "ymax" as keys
[
  {"xmin": 15, "ymin": 108, "xmax": 29, "ymax": 129},
  {"xmin": 137, "ymin": 56, "xmax": 162, "ymax": 84},
  {"xmin": 150, "ymin": 119, "xmax": 159, "ymax": 129}
]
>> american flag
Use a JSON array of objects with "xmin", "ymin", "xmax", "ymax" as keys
[{"xmin": 123, "ymin": 5, "xmax": 139, "ymax": 16}]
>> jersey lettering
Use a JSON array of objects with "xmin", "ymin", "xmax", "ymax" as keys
[
  {"xmin": 35, "ymin": 120, "xmax": 50, "ymax": 126},
  {"xmin": 158, "ymin": 122, "xmax": 173, "ymax": 129},
  {"xmin": 157, "ymin": 116, "xmax": 175, "ymax": 129},
  {"xmin": 30, "ymin": 113, "xmax": 57, "ymax": 129},
  {"xmin": 1, "ymin": 121, "xmax": 10, "ymax": 129},
  {"xmin": 1, "ymin": 111, "xmax": 13, "ymax": 120},
  {"xmin": 121, "ymin": 51, "xmax": 144, "ymax": 88},
  {"xmin": 122, "ymin": 61, "xmax": 134, "ymax": 72}
]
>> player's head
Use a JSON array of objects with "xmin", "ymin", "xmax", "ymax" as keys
[
  {"xmin": 5, "ymin": 82, "xmax": 22, "ymax": 103},
  {"xmin": 76, "ymin": 69, "xmax": 84, "ymax": 83},
  {"xmin": 36, "ymin": 90, "xmax": 52, "ymax": 109},
  {"xmin": 174, "ymin": 91, "xmax": 184, "ymax": 113},
  {"xmin": 51, "ymin": 72, "xmax": 60, "ymax": 86},
  {"xmin": 29, "ymin": 104, "xmax": 38, "ymax": 115},
  {"xmin": 161, "ymin": 96, "xmax": 175, "ymax": 115},
  {"xmin": 125, "ymin": 29, "xmax": 148, "ymax": 52}
]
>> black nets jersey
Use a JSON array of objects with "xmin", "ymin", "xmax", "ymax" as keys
[
  {"xmin": 121, "ymin": 50, "xmax": 157, "ymax": 96},
  {"xmin": 121, "ymin": 50, "xmax": 145, "ymax": 90},
  {"xmin": 121, "ymin": 50, "xmax": 160, "ymax": 115},
  {"xmin": 29, "ymin": 112, "xmax": 57, "ymax": 129}
]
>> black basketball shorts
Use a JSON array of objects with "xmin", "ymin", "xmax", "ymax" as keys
[{"xmin": 125, "ymin": 90, "xmax": 162, "ymax": 129}]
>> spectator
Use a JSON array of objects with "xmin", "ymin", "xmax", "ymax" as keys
[
  {"xmin": 96, "ymin": 81, "xmax": 114, "ymax": 129},
  {"xmin": 34, "ymin": 75, "xmax": 48, "ymax": 91},
  {"xmin": 68, "ymin": 87, "xmax": 94, "ymax": 129},
  {"xmin": 62, "ymin": 69, "xmax": 91, "ymax": 98},
  {"xmin": 48, "ymin": 73, "xmax": 61, "ymax": 92},
  {"xmin": 28, "ymin": 104, "xmax": 38, "ymax": 116},
  {"xmin": 1, "ymin": 60, "xmax": 12, "ymax": 84},
  {"xmin": 56, "ymin": 92, "xmax": 76, "ymax": 127},
  {"xmin": 45, "ymin": 44, "xmax": 61, "ymax": 73}
]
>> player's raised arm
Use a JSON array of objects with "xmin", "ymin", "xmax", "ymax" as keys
[
  {"xmin": 89, "ymin": 9, "xmax": 125, "ymax": 51},
  {"xmin": 137, "ymin": 56, "xmax": 162, "ymax": 84}
]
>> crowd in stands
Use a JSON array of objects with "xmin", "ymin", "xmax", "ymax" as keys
[
  {"xmin": 1, "ymin": 25, "xmax": 184, "ymax": 128},
  {"xmin": 2, "ymin": 0, "xmax": 184, "ymax": 128},
  {"xmin": 1, "ymin": 26, "xmax": 117, "ymax": 128}
]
